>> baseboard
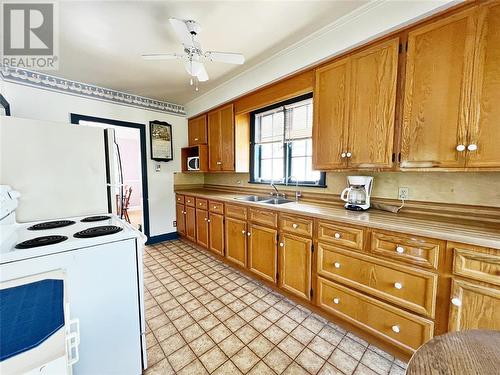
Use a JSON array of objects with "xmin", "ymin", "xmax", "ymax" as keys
[{"xmin": 146, "ymin": 231, "xmax": 179, "ymax": 245}]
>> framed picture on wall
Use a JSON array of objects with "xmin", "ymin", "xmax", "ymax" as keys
[
  {"xmin": 0, "ymin": 94, "xmax": 11, "ymax": 116},
  {"xmin": 149, "ymin": 120, "xmax": 173, "ymax": 161}
]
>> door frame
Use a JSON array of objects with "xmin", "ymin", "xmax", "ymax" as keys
[{"xmin": 70, "ymin": 113, "xmax": 150, "ymax": 239}]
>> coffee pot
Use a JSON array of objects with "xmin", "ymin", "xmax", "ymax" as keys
[{"xmin": 340, "ymin": 176, "xmax": 373, "ymax": 211}]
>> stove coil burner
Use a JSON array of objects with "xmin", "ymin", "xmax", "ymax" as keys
[
  {"xmin": 27, "ymin": 220, "xmax": 76, "ymax": 230},
  {"xmin": 81, "ymin": 216, "xmax": 111, "ymax": 222},
  {"xmin": 15, "ymin": 235, "xmax": 68, "ymax": 249},
  {"xmin": 74, "ymin": 225, "xmax": 123, "ymax": 238}
]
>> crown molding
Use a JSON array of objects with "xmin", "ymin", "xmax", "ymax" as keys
[{"xmin": 0, "ymin": 65, "xmax": 186, "ymax": 116}]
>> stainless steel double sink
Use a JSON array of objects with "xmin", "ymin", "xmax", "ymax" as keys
[{"xmin": 234, "ymin": 195, "xmax": 293, "ymax": 205}]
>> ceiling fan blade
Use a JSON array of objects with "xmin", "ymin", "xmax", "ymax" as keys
[
  {"xmin": 169, "ymin": 18, "xmax": 195, "ymax": 48},
  {"xmin": 142, "ymin": 53, "xmax": 185, "ymax": 60},
  {"xmin": 196, "ymin": 64, "xmax": 209, "ymax": 82},
  {"xmin": 205, "ymin": 51, "xmax": 245, "ymax": 65},
  {"xmin": 184, "ymin": 60, "xmax": 203, "ymax": 76}
]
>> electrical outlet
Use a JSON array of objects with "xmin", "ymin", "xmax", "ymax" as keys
[
  {"xmin": 398, "ymin": 187, "xmax": 409, "ymax": 200},
  {"xmin": 173, "ymin": 220, "xmax": 177, "ymax": 227}
]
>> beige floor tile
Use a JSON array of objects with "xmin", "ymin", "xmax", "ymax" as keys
[
  {"xmin": 173, "ymin": 314, "xmax": 195, "ymax": 331},
  {"xmin": 248, "ymin": 335, "xmax": 274, "ymax": 359},
  {"xmin": 213, "ymin": 306, "xmax": 234, "ymax": 321},
  {"xmin": 147, "ymin": 344, "xmax": 165, "ymax": 368},
  {"xmin": 360, "ymin": 350, "xmax": 392, "ymax": 375},
  {"xmin": 354, "ymin": 364, "xmax": 378, "ymax": 375},
  {"xmin": 218, "ymin": 334, "xmax": 245, "ymax": 357},
  {"xmin": 235, "ymin": 324, "xmax": 259, "ymax": 344},
  {"xmin": 388, "ymin": 364, "xmax": 405, "ymax": 375},
  {"xmin": 167, "ymin": 345, "xmax": 196, "ymax": 372},
  {"xmin": 276, "ymin": 316, "xmax": 299, "ymax": 333},
  {"xmin": 239, "ymin": 306, "xmax": 259, "ymax": 322},
  {"xmin": 290, "ymin": 325, "xmax": 315, "ymax": 345},
  {"xmin": 262, "ymin": 324, "xmax": 288, "ymax": 343},
  {"xmin": 263, "ymin": 347, "xmax": 293, "ymax": 374},
  {"xmin": 199, "ymin": 346, "xmax": 229, "ymax": 373},
  {"xmin": 159, "ymin": 332, "xmax": 186, "ymax": 356},
  {"xmin": 337, "ymin": 336, "xmax": 366, "ymax": 361},
  {"xmin": 250, "ymin": 315, "xmax": 273, "ymax": 332},
  {"xmin": 148, "ymin": 314, "xmax": 170, "ymax": 331},
  {"xmin": 146, "ymin": 332, "xmax": 157, "ymax": 349},
  {"xmin": 328, "ymin": 349, "xmax": 358, "ymax": 375},
  {"xmin": 232, "ymin": 347, "xmax": 260, "ymax": 373},
  {"xmin": 318, "ymin": 363, "xmax": 344, "ymax": 375},
  {"xmin": 296, "ymin": 348, "xmax": 325, "ymax": 374},
  {"xmin": 278, "ymin": 336, "xmax": 305, "ymax": 359},
  {"xmin": 302, "ymin": 316, "xmax": 325, "ymax": 334},
  {"xmin": 248, "ymin": 360, "xmax": 275, "ymax": 375},
  {"xmin": 181, "ymin": 323, "xmax": 205, "ymax": 343},
  {"xmin": 153, "ymin": 322, "xmax": 177, "ymax": 342},
  {"xmin": 262, "ymin": 307, "xmax": 284, "ymax": 322},
  {"xmin": 283, "ymin": 362, "xmax": 310, "ymax": 375},
  {"xmin": 177, "ymin": 359, "xmax": 209, "ymax": 375},
  {"xmin": 212, "ymin": 360, "xmax": 243, "ymax": 375},
  {"xmin": 144, "ymin": 358, "xmax": 175, "ymax": 375},
  {"xmin": 199, "ymin": 313, "xmax": 221, "ymax": 331},
  {"xmin": 208, "ymin": 323, "xmax": 232, "ymax": 344},
  {"xmin": 189, "ymin": 333, "xmax": 216, "ymax": 357},
  {"xmin": 308, "ymin": 335, "xmax": 336, "ymax": 360},
  {"xmin": 190, "ymin": 306, "xmax": 211, "ymax": 321},
  {"xmin": 225, "ymin": 314, "xmax": 246, "ymax": 332},
  {"xmin": 318, "ymin": 326, "xmax": 344, "ymax": 347}
]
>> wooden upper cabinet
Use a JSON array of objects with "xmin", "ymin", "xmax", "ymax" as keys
[
  {"xmin": 313, "ymin": 58, "xmax": 350, "ymax": 170},
  {"xmin": 207, "ymin": 104, "xmax": 235, "ymax": 172},
  {"xmin": 401, "ymin": 9, "xmax": 477, "ymax": 168},
  {"xmin": 348, "ymin": 38, "xmax": 398, "ymax": 168},
  {"xmin": 467, "ymin": 1, "xmax": 500, "ymax": 168},
  {"xmin": 188, "ymin": 115, "xmax": 207, "ymax": 146}
]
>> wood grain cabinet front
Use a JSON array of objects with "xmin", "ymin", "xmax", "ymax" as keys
[
  {"xmin": 371, "ymin": 230, "xmax": 441, "ymax": 270},
  {"xmin": 196, "ymin": 208, "xmax": 209, "ymax": 248},
  {"xmin": 279, "ymin": 233, "xmax": 313, "ymax": 301},
  {"xmin": 176, "ymin": 203, "xmax": 186, "ymax": 235},
  {"xmin": 185, "ymin": 196, "xmax": 195, "ymax": 207},
  {"xmin": 225, "ymin": 204, "xmax": 247, "ymax": 220},
  {"xmin": 317, "ymin": 221, "xmax": 364, "ymax": 250},
  {"xmin": 448, "ymin": 278, "xmax": 500, "ymax": 331},
  {"xmin": 208, "ymin": 104, "xmax": 235, "ymax": 171},
  {"xmin": 279, "ymin": 214, "xmax": 313, "ymax": 237},
  {"xmin": 185, "ymin": 206, "xmax": 196, "ymax": 242},
  {"xmin": 248, "ymin": 224, "xmax": 278, "ymax": 283},
  {"xmin": 317, "ymin": 243, "xmax": 437, "ymax": 317},
  {"xmin": 225, "ymin": 217, "xmax": 247, "ymax": 267},
  {"xmin": 451, "ymin": 243, "xmax": 500, "ymax": 286},
  {"xmin": 176, "ymin": 194, "xmax": 185, "ymax": 204},
  {"xmin": 188, "ymin": 115, "xmax": 207, "ymax": 146},
  {"xmin": 249, "ymin": 208, "xmax": 278, "ymax": 228},
  {"xmin": 209, "ymin": 201, "xmax": 224, "ymax": 214},
  {"xmin": 317, "ymin": 276, "xmax": 434, "ymax": 353},
  {"xmin": 209, "ymin": 213, "xmax": 224, "ymax": 256},
  {"xmin": 196, "ymin": 198, "xmax": 208, "ymax": 210}
]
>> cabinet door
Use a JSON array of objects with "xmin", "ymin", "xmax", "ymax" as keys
[
  {"xmin": 467, "ymin": 1, "xmax": 500, "ymax": 168},
  {"xmin": 220, "ymin": 104, "xmax": 235, "ymax": 171},
  {"xmin": 312, "ymin": 58, "xmax": 350, "ymax": 170},
  {"xmin": 209, "ymin": 213, "xmax": 224, "ymax": 256},
  {"xmin": 279, "ymin": 233, "xmax": 312, "ymax": 301},
  {"xmin": 185, "ymin": 206, "xmax": 196, "ymax": 242},
  {"xmin": 348, "ymin": 38, "xmax": 399, "ymax": 168},
  {"xmin": 176, "ymin": 203, "xmax": 186, "ymax": 235},
  {"xmin": 208, "ymin": 110, "xmax": 222, "ymax": 171},
  {"xmin": 225, "ymin": 217, "xmax": 247, "ymax": 267},
  {"xmin": 196, "ymin": 209, "xmax": 209, "ymax": 248},
  {"xmin": 188, "ymin": 115, "xmax": 207, "ymax": 146},
  {"xmin": 248, "ymin": 224, "xmax": 278, "ymax": 283},
  {"xmin": 401, "ymin": 9, "xmax": 477, "ymax": 168},
  {"xmin": 449, "ymin": 278, "xmax": 500, "ymax": 331}
]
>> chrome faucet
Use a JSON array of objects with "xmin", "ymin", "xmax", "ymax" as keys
[
  {"xmin": 270, "ymin": 181, "xmax": 286, "ymax": 198},
  {"xmin": 289, "ymin": 176, "xmax": 302, "ymax": 202}
]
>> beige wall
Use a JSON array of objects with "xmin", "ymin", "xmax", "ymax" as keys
[{"xmin": 178, "ymin": 172, "xmax": 500, "ymax": 208}]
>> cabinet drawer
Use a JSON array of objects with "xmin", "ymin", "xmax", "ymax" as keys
[
  {"xmin": 195, "ymin": 198, "xmax": 208, "ymax": 210},
  {"xmin": 317, "ymin": 221, "xmax": 364, "ymax": 250},
  {"xmin": 209, "ymin": 201, "xmax": 224, "ymax": 214},
  {"xmin": 451, "ymin": 243, "xmax": 500, "ymax": 286},
  {"xmin": 185, "ymin": 196, "xmax": 195, "ymax": 207},
  {"xmin": 280, "ymin": 214, "xmax": 313, "ymax": 237},
  {"xmin": 371, "ymin": 231, "xmax": 441, "ymax": 270},
  {"xmin": 317, "ymin": 276, "xmax": 434, "ymax": 353},
  {"xmin": 317, "ymin": 243, "xmax": 437, "ymax": 317},
  {"xmin": 249, "ymin": 208, "xmax": 278, "ymax": 228},
  {"xmin": 176, "ymin": 194, "xmax": 185, "ymax": 204},
  {"xmin": 225, "ymin": 204, "xmax": 247, "ymax": 220}
]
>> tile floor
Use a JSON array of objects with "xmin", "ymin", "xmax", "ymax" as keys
[{"xmin": 143, "ymin": 239, "xmax": 408, "ymax": 375}]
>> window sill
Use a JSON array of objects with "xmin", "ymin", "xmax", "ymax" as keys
[{"xmin": 248, "ymin": 181, "xmax": 327, "ymax": 188}]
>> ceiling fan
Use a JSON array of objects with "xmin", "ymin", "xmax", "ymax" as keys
[{"xmin": 142, "ymin": 18, "xmax": 245, "ymax": 91}]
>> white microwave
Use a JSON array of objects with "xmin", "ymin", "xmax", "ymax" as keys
[{"xmin": 187, "ymin": 156, "xmax": 200, "ymax": 171}]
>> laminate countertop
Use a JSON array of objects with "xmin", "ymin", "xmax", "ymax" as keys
[{"xmin": 175, "ymin": 189, "xmax": 500, "ymax": 250}]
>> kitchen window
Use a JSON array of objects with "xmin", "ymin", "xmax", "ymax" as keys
[{"xmin": 250, "ymin": 93, "xmax": 326, "ymax": 187}]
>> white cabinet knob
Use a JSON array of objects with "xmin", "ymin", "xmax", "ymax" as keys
[
  {"xmin": 213, "ymin": 206, "xmax": 217, "ymax": 209},
  {"xmin": 242, "ymin": 230, "xmax": 246, "ymax": 234},
  {"xmin": 391, "ymin": 325, "xmax": 400, "ymax": 334},
  {"xmin": 194, "ymin": 137, "xmax": 199, "ymax": 141},
  {"xmin": 207, "ymin": 219, "xmax": 211, "ymax": 223},
  {"xmin": 394, "ymin": 282, "xmax": 403, "ymax": 290},
  {"xmin": 341, "ymin": 152, "xmax": 347, "ymax": 158},
  {"xmin": 292, "ymin": 224, "xmax": 298, "ymax": 229},
  {"xmin": 216, "ymin": 161, "xmax": 222, "ymax": 165},
  {"xmin": 396, "ymin": 246, "xmax": 405, "ymax": 254},
  {"xmin": 333, "ymin": 298, "xmax": 340, "ymax": 304},
  {"xmin": 456, "ymin": 144, "xmax": 466, "ymax": 152},
  {"xmin": 204, "ymin": 218, "xmax": 207, "ymax": 221},
  {"xmin": 199, "ymin": 203, "xmax": 202, "ymax": 206},
  {"xmin": 247, "ymin": 232, "xmax": 251, "ymax": 236},
  {"xmin": 279, "ymin": 242, "xmax": 284, "ymax": 247},
  {"xmin": 467, "ymin": 144, "xmax": 478, "ymax": 151},
  {"xmin": 334, "ymin": 233, "xmax": 341, "ymax": 239},
  {"xmin": 346, "ymin": 152, "xmax": 352, "ymax": 158},
  {"xmin": 451, "ymin": 297, "xmax": 462, "ymax": 307},
  {"xmin": 334, "ymin": 262, "xmax": 341, "ymax": 269}
]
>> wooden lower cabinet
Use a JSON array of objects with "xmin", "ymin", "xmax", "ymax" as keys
[
  {"xmin": 196, "ymin": 209, "xmax": 209, "ymax": 248},
  {"xmin": 448, "ymin": 278, "xmax": 500, "ymax": 331},
  {"xmin": 248, "ymin": 224, "xmax": 278, "ymax": 283},
  {"xmin": 185, "ymin": 206, "xmax": 196, "ymax": 242},
  {"xmin": 279, "ymin": 233, "xmax": 312, "ymax": 301},
  {"xmin": 209, "ymin": 213, "xmax": 224, "ymax": 255},
  {"xmin": 176, "ymin": 203, "xmax": 186, "ymax": 235},
  {"xmin": 317, "ymin": 276, "xmax": 434, "ymax": 353},
  {"xmin": 225, "ymin": 217, "xmax": 247, "ymax": 267}
]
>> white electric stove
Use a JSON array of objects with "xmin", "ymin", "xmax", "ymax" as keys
[{"xmin": 0, "ymin": 186, "xmax": 148, "ymax": 374}]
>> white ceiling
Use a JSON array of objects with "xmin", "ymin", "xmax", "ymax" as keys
[{"xmin": 55, "ymin": 1, "xmax": 369, "ymax": 105}]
